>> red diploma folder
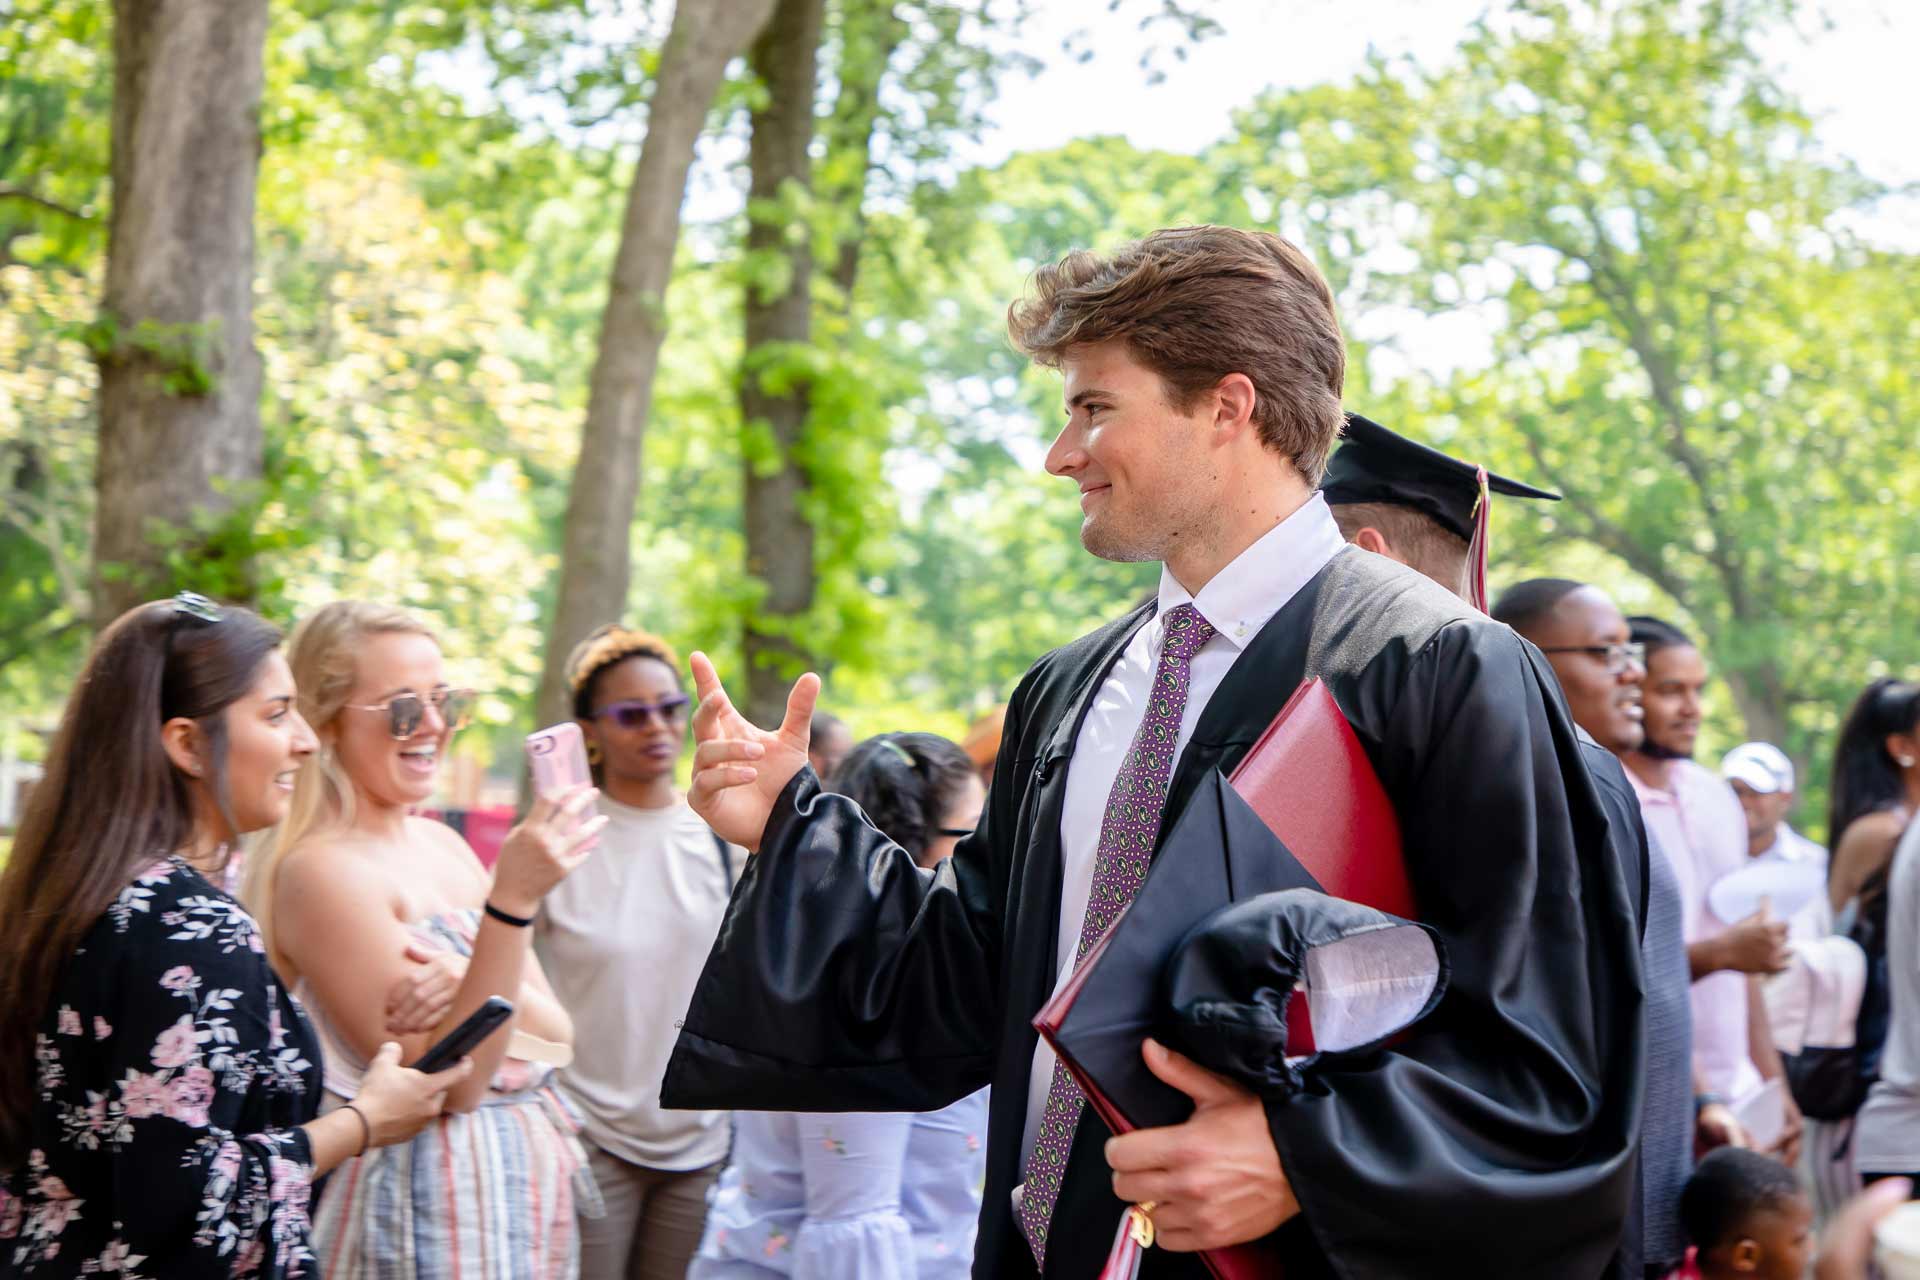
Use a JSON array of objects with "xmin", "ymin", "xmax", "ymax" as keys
[
  {"xmin": 1032, "ymin": 678, "xmax": 1410, "ymax": 1280},
  {"xmin": 1226, "ymin": 677, "xmax": 1411, "ymax": 1057}
]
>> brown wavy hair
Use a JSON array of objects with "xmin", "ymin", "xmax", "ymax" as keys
[
  {"xmin": 0, "ymin": 600, "xmax": 282, "ymax": 1170},
  {"xmin": 1006, "ymin": 225, "xmax": 1347, "ymax": 484}
]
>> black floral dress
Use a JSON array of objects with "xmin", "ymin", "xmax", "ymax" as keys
[{"xmin": 0, "ymin": 857, "xmax": 323, "ymax": 1277}]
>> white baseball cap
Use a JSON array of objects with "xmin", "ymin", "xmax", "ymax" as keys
[{"xmin": 1722, "ymin": 741, "xmax": 1795, "ymax": 795}]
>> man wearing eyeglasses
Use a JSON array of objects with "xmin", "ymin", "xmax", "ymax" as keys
[{"xmin": 1495, "ymin": 577, "xmax": 1731, "ymax": 1278}]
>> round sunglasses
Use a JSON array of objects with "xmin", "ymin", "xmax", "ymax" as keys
[
  {"xmin": 591, "ymin": 694, "xmax": 692, "ymax": 729},
  {"xmin": 343, "ymin": 687, "xmax": 476, "ymax": 739}
]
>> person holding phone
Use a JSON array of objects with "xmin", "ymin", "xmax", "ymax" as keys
[
  {"xmin": 0, "ymin": 595, "xmax": 466, "ymax": 1279},
  {"xmin": 244, "ymin": 600, "xmax": 603, "ymax": 1280},
  {"xmin": 532, "ymin": 624, "xmax": 739, "ymax": 1280}
]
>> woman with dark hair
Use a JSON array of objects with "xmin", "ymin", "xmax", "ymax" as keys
[
  {"xmin": 828, "ymin": 733, "xmax": 985, "ymax": 870},
  {"xmin": 1827, "ymin": 679, "xmax": 1920, "ymax": 915},
  {"xmin": 1837, "ymin": 678, "xmax": 1920, "ymax": 1191},
  {"xmin": 688, "ymin": 732, "xmax": 988, "ymax": 1280},
  {"xmin": 0, "ymin": 595, "xmax": 465, "ymax": 1279},
  {"xmin": 532, "ymin": 624, "xmax": 739, "ymax": 1280}
]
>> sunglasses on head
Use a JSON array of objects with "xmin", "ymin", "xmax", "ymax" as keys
[
  {"xmin": 344, "ymin": 687, "xmax": 476, "ymax": 739},
  {"xmin": 161, "ymin": 590, "xmax": 223, "ymax": 662},
  {"xmin": 592, "ymin": 694, "xmax": 691, "ymax": 729}
]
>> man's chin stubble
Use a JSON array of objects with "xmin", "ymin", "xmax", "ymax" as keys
[
  {"xmin": 1637, "ymin": 733, "xmax": 1694, "ymax": 761},
  {"xmin": 1080, "ymin": 520, "xmax": 1161, "ymax": 564}
]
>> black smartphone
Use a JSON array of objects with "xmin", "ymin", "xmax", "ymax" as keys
[{"xmin": 411, "ymin": 996, "xmax": 514, "ymax": 1073}]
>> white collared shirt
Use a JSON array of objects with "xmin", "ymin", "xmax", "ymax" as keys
[
  {"xmin": 1020, "ymin": 493, "xmax": 1348, "ymax": 1163},
  {"xmin": 1753, "ymin": 823, "xmax": 1828, "ymax": 872}
]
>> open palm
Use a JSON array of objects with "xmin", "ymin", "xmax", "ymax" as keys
[{"xmin": 687, "ymin": 651, "xmax": 818, "ymax": 852}]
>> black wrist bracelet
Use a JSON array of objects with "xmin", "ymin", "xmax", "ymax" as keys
[
  {"xmin": 484, "ymin": 901, "xmax": 534, "ymax": 928},
  {"xmin": 341, "ymin": 1102, "xmax": 371, "ymax": 1157}
]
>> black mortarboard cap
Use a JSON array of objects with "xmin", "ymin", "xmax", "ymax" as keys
[{"xmin": 1320, "ymin": 413, "xmax": 1560, "ymax": 541}]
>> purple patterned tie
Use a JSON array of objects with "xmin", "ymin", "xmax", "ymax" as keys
[{"xmin": 1017, "ymin": 602, "xmax": 1216, "ymax": 1268}]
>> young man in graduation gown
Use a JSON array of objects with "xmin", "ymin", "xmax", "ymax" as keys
[
  {"xmin": 1324, "ymin": 419, "xmax": 1679, "ymax": 1276},
  {"xmin": 1320, "ymin": 411, "xmax": 1558, "ymax": 611},
  {"xmin": 661, "ymin": 227, "xmax": 1646, "ymax": 1279}
]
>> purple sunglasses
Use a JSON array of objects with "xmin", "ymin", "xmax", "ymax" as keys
[{"xmin": 592, "ymin": 694, "xmax": 692, "ymax": 729}]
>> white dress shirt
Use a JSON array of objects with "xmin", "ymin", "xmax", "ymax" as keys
[
  {"xmin": 1020, "ymin": 494, "xmax": 1349, "ymax": 1163},
  {"xmin": 1753, "ymin": 823, "xmax": 1828, "ymax": 872}
]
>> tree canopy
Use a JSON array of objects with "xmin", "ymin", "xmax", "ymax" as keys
[{"xmin": 1, "ymin": 0, "xmax": 1911, "ymax": 834}]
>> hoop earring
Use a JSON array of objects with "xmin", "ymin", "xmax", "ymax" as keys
[{"xmin": 587, "ymin": 741, "xmax": 602, "ymax": 766}]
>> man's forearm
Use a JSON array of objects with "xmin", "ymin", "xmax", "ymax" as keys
[
  {"xmin": 1749, "ymin": 974, "xmax": 1784, "ymax": 1080},
  {"xmin": 1687, "ymin": 936, "xmax": 1722, "ymax": 981}
]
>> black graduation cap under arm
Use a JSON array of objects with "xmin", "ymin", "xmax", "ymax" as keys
[{"xmin": 1320, "ymin": 413, "xmax": 1559, "ymax": 541}]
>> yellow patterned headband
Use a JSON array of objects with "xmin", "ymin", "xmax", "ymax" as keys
[{"xmin": 564, "ymin": 623, "xmax": 681, "ymax": 695}]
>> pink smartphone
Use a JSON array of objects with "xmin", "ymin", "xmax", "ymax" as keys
[{"xmin": 525, "ymin": 723, "xmax": 591, "ymax": 799}]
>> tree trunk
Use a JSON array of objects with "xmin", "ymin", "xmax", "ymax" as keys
[
  {"xmin": 1721, "ymin": 657, "xmax": 1792, "ymax": 752},
  {"xmin": 533, "ymin": 0, "xmax": 776, "ymax": 730},
  {"xmin": 740, "ymin": 0, "xmax": 827, "ymax": 729},
  {"xmin": 91, "ymin": 0, "xmax": 269, "ymax": 622}
]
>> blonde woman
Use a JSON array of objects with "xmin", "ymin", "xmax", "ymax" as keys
[{"xmin": 246, "ymin": 601, "xmax": 604, "ymax": 1279}]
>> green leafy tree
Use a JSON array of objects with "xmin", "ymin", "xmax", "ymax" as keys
[
  {"xmin": 1226, "ymin": 0, "xmax": 1920, "ymax": 826},
  {"xmin": 534, "ymin": 0, "xmax": 777, "ymax": 732}
]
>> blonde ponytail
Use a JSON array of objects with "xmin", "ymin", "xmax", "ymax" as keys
[{"xmin": 245, "ymin": 600, "xmax": 436, "ymax": 980}]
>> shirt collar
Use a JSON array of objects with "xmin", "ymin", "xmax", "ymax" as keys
[
  {"xmin": 1153, "ymin": 492, "xmax": 1348, "ymax": 651},
  {"xmin": 1624, "ymin": 760, "xmax": 1676, "ymax": 806},
  {"xmin": 1630, "ymin": 758, "xmax": 1732, "ymax": 813},
  {"xmin": 1761, "ymin": 824, "xmax": 1821, "ymax": 863}
]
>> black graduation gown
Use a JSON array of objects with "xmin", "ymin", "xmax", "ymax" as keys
[{"xmin": 663, "ymin": 548, "xmax": 1646, "ymax": 1280}]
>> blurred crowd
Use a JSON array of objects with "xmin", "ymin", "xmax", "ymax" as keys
[
  {"xmin": 3, "ymin": 221, "xmax": 1916, "ymax": 1280},
  {"xmin": 6, "ymin": 563, "xmax": 1913, "ymax": 1280}
]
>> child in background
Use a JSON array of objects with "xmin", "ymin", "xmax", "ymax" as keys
[{"xmin": 1673, "ymin": 1147, "xmax": 1815, "ymax": 1279}]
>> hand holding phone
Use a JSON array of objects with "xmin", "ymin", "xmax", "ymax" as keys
[
  {"xmin": 490, "ymin": 784, "xmax": 604, "ymax": 914},
  {"xmin": 350, "ymin": 1041, "xmax": 475, "ymax": 1151},
  {"xmin": 412, "ymin": 996, "xmax": 515, "ymax": 1074}
]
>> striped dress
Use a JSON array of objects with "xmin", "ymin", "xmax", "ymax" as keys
[{"xmin": 303, "ymin": 910, "xmax": 601, "ymax": 1279}]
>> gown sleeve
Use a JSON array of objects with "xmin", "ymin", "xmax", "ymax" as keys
[
  {"xmin": 661, "ymin": 695, "xmax": 1025, "ymax": 1116},
  {"xmin": 1267, "ymin": 621, "xmax": 1645, "ymax": 1278},
  {"xmin": 96, "ymin": 891, "xmax": 319, "ymax": 1277}
]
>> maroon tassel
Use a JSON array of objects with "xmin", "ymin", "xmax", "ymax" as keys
[{"xmin": 1466, "ymin": 464, "xmax": 1491, "ymax": 613}]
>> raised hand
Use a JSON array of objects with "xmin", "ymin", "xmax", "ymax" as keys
[
  {"xmin": 489, "ymin": 784, "xmax": 606, "ymax": 918},
  {"xmin": 686, "ymin": 651, "xmax": 817, "ymax": 852}
]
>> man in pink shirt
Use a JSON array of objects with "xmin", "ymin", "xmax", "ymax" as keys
[{"xmin": 1620, "ymin": 615, "xmax": 1802, "ymax": 1164}]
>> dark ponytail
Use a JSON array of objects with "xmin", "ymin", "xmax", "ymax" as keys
[
  {"xmin": 0, "ymin": 599, "xmax": 280, "ymax": 1170},
  {"xmin": 1829, "ymin": 677, "xmax": 1920, "ymax": 849},
  {"xmin": 827, "ymin": 732, "xmax": 976, "ymax": 864}
]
